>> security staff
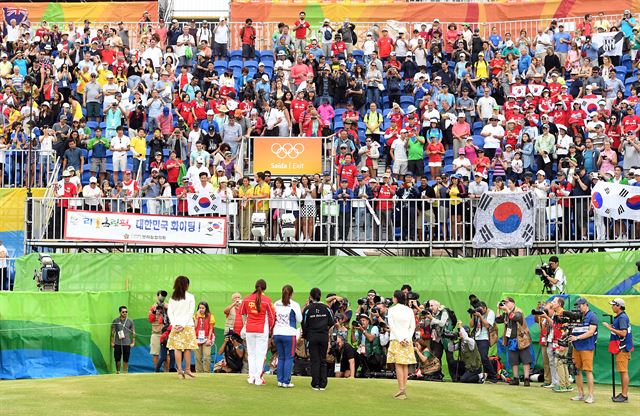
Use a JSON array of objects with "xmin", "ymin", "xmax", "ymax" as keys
[
  {"xmin": 302, "ymin": 287, "xmax": 334, "ymax": 391},
  {"xmin": 603, "ymin": 298, "xmax": 633, "ymax": 403},
  {"xmin": 568, "ymin": 297, "xmax": 598, "ymax": 404}
]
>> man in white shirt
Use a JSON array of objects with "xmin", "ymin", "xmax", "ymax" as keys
[
  {"xmin": 110, "ymin": 126, "xmax": 131, "ymax": 183},
  {"xmin": 274, "ymin": 51, "xmax": 292, "ymax": 83},
  {"xmin": 480, "ymin": 116, "xmax": 504, "ymax": 158},
  {"xmin": 213, "ymin": 18, "xmax": 229, "ymax": 62},
  {"xmin": 176, "ymin": 27, "xmax": 195, "ymax": 68},
  {"xmin": 193, "ymin": 171, "xmax": 214, "ymax": 195},
  {"xmin": 542, "ymin": 255, "xmax": 566, "ymax": 294},
  {"xmin": 187, "ymin": 158, "xmax": 210, "ymax": 185},
  {"xmin": 196, "ymin": 21, "xmax": 212, "ymax": 45},
  {"xmin": 476, "ymin": 89, "xmax": 497, "ymax": 122},
  {"xmin": 452, "ymin": 149, "xmax": 472, "ymax": 179},
  {"xmin": 141, "ymin": 38, "xmax": 163, "ymax": 70},
  {"xmin": 391, "ymin": 129, "xmax": 409, "ymax": 179},
  {"xmin": 82, "ymin": 177, "xmax": 104, "ymax": 210}
]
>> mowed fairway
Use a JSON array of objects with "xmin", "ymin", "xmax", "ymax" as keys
[{"xmin": 1, "ymin": 373, "xmax": 638, "ymax": 416}]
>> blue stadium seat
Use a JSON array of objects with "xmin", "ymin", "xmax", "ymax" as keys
[
  {"xmin": 214, "ymin": 61, "xmax": 228, "ymax": 70},
  {"xmin": 86, "ymin": 121, "xmax": 98, "ymax": 129},
  {"xmin": 400, "ymin": 95, "xmax": 414, "ymax": 106},
  {"xmin": 228, "ymin": 60, "xmax": 243, "ymax": 69},
  {"xmin": 229, "ymin": 50, "xmax": 242, "ymax": 60},
  {"xmin": 352, "ymin": 50, "xmax": 364, "ymax": 60},
  {"xmin": 383, "ymin": 109, "xmax": 393, "ymax": 118},
  {"xmin": 444, "ymin": 149, "xmax": 454, "ymax": 159},
  {"xmin": 472, "ymin": 134, "xmax": 485, "ymax": 148},
  {"xmin": 443, "ymin": 164, "xmax": 454, "ymax": 175},
  {"xmin": 472, "ymin": 121, "xmax": 484, "ymax": 135},
  {"xmin": 625, "ymin": 76, "xmax": 637, "ymax": 86}
]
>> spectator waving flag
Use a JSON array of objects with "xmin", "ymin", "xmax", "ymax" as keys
[
  {"xmin": 591, "ymin": 181, "xmax": 640, "ymax": 221},
  {"xmin": 592, "ymin": 32, "xmax": 624, "ymax": 57},
  {"xmin": 580, "ymin": 97, "xmax": 600, "ymax": 113},
  {"xmin": 472, "ymin": 192, "xmax": 537, "ymax": 249},
  {"xmin": 187, "ymin": 194, "xmax": 220, "ymax": 216}
]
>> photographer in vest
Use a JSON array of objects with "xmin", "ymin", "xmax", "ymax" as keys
[
  {"xmin": 469, "ymin": 299, "xmax": 497, "ymax": 382},
  {"xmin": 455, "ymin": 320, "xmax": 487, "ymax": 383},
  {"xmin": 603, "ymin": 298, "xmax": 633, "ymax": 403},
  {"xmin": 568, "ymin": 297, "xmax": 598, "ymax": 404},
  {"xmin": 496, "ymin": 297, "xmax": 532, "ymax": 386}
]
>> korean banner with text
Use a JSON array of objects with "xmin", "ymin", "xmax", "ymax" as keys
[
  {"xmin": 591, "ymin": 181, "xmax": 640, "ymax": 221},
  {"xmin": 472, "ymin": 191, "xmax": 537, "ymax": 249},
  {"xmin": 64, "ymin": 210, "xmax": 227, "ymax": 247}
]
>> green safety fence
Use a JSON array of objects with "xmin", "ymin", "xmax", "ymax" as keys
[{"xmin": 1, "ymin": 251, "xmax": 638, "ymax": 382}]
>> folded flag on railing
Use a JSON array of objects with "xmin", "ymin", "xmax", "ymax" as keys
[
  {"xmin": 591, "ymin": 181, "xmax": 640, "ymax": 221},
  {"xmin": 472, "ymin": 191, "xmax": 537, "ymax": 249},
  {"xmin": 187, "ymin": 194, "xmax": 237, "ymax": 216}
]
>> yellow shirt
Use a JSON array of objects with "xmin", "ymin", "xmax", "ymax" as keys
[
  {"xmin": 252, "ymin": 182, "xmax": 271, "ymax": 212},
  {"xmin": 130, "ymin": 136, "xmax": 147, "ymax": 160},
  {"xmin": 209, "ymin": 174, "xmax": 228, "ymax": 191},
  {"xmin": 76, "ymin": 71, "xmax": 91, "ymax": 94}
]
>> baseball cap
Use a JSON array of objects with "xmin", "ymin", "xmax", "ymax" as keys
[
  {"xmin": 457, "ymin": 112, "xmax": 465, "ymax": 118},
  {"xmin": 206, "ymin": 109, "xmax": 214, "ymax": 115},
  {"xmin": 196, "ymin": 157, "xmax": 204, "ymax": 164},
  {"xmin": 216, "ymin": 166, "xmax": 225, "ymax": 172},
  {"xmin": 340, "ymin": 178, "xmax": 348, "ymax": 183},
  {"xmin": 151, "ymin": 167, "xmax": 160, "ymax": 173},
  {"xmin": 609, "ymin": 298, "xmax": 626, "ymax": 308},
  {"xmin": 405, "ymin": 171, "xmax": 414, "ymax": 177},
  {"xmin": 356, "ymin": 174, "xmax": 364, "ymax": 180},
  {"xmin": 536, "ymin": 170, "xmax": 546, "ymax": 176},
  {"xmin": 574, "ymin": 297, "xmax": 588, "ymax": 306},
  {"xmin": 62, "ymin": 170, "xmax": 71, "ymax": 177},
  {"xmin": 360, "ymin": 166, "xmax": 368, "ymax": 172},
  {"xmin": 458, "ymin": 148, "xmax": 465, "ymax": 154},
  {"xmin": 89, "ymin": 177, "xmax": 98, "ymax": 183}
]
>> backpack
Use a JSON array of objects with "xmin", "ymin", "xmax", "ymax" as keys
[{"xmin": 324, "ymin": 28, "xmax": 332, "ymax": 41}]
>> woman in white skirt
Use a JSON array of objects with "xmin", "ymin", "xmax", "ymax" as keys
[
  {"xmin": 387, "ymin": 290, "xmax": 416, "ymax": 400},
  {"xmin": 167, "ymin": 275, "xmax": 198, "ymax": 379}
]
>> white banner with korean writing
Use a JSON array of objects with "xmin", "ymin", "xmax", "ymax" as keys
[{"xmin": 64, "ymin": 210, "xmax": 227, "ymax": 247}]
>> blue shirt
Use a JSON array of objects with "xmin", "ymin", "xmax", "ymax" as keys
[
  {"xmin": 518, "ymin": 54, "xmax": 531, "ymax": 75},
  {"xmin": 611, "ymin": 312, "xmax": 633, "ymax": 352},
  {"xmin": 553, "ymin": 32, "xmax": 571, "ymax": 53},
  {"xmin": 571, "ymin": 310, "xmax": 598, "ymax": 351},
  {"xmin": 583, "ymin": 148, "xmax": 599, "ymax": 173},
  {"xmin": 489, "ymin": 34, "xmax": 502, "ymax": 48}
]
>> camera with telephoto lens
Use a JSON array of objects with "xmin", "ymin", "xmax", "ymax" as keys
[
  {"xmin": 559, "ymin": 309, "xmax": 582, "ymax": 324},
  {"xmin": 531, "ymin": 301, "xmax": 546, "ymax": 316},
  {"xmin": 442, "ymin": 330, "xmax": 459, "ymax": 340},
  {"xmin": 351, "ymin": 320, "xmax": 361, "ymax": 328},
  {"xmin": 356, "ymin": 297, "xmax": 367, "ymax": 306},
  {"xmin": 467, "ymin": 294, "xmax": 484, "ymax": 315},
  {"xmin": 535, "ymin": 263, "xmax": 554, "ymax": 294}
]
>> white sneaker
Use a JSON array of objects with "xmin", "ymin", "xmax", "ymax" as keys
[
  {"xmin": 247, "ymin": 377, "xmax": 255, "ymax": 385},
  {"xmin": 277, "ymin": 382, "xmax": 283, "ymax": 387},
  {"xmin": 312, "ymin": 387, "xmax": 320, "ymax": 391},
  {"xmin": 319, "ymin": 388, "xmax": 326, "ymax": 391},
  {"xmin": 584, "ymin": 395, "xmax": 594, "ymax": 404},
  {"xmin": 285, "ymin": 383, "xmax": 295, "ymax": 388},
  {"xmin": 571, "ymin": 394, "xmax": 585, "ymax": 401},
  {"xmin": 255, "ymin": 377, "xmax": 265, "ymax": 386}
]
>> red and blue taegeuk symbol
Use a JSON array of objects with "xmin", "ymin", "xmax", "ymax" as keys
[
  {"xmin": 626, "ymin": 194, "xmax": 640, "ymax": 210},
  {"xmin": 585, "ymin": 102, "xmax": 598, "ymax": 113},
  {"xmin": 492, "ymin": 202, "xmax": 522, "ymax": 233},
  {"xmin": 198, "ymin": 197, "xmax": 212, "ymax": 208},
  {"xmin": 591, "ymin": 192, "xmax": 603, "ymax": 209}
]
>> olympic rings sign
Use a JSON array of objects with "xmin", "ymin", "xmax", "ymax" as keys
[
  {"xmin": 271, "ymin": 142, "xmax": 305, "ymax": 159},
  {"xmin": 253, "ymin": 137, "xmax": 322, "ymax": 175}
]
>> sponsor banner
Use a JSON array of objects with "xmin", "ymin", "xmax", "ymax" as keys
[
  {"xmin": 253, "ymin": 137, "xmax": 322, "ymax": 175},
  {"xmin": 591, "ymin": 181, "xmax": 640, "ymax": 221},
  {"xmin": 473, "ymin": 191, "xmax": 537, "ymax": 249},
  {"xmin": 64, "ymin": 210, "xmax": 227, "ymax": 247},
  {"xmin": 2, "ymin": 3, "xmax": 158, "ymax": 24}
]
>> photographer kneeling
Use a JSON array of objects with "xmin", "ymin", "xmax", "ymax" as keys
[
  {"xmin": 215, "ymin": 330, "xmax": 245, "ymax": 373},
  {"xmin": 333, "ymin": 334, "xmax": 356, "ymax": 378},
  {"xmin": 352, "ymin": 314, "xmax": 384, "ymax": 377},
  {"xmin": 496, "ymin": 297, "xmax": 533, "ymax": 386},
  {"xmin": 454, "ymin": 321, "xmax": 487, "ymax": 383}
]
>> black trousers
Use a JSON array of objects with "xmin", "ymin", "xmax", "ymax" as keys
[
  {"xmin": 307, "ymin": 332, "xmax": 328, "ymax": 388},
  {"xmin": 430, "ymin": 340, "xmax": 458, "ymax": 381},
  {"xmin": 476, "ymin": 339, "xmax": 496, "ymax": 380}
]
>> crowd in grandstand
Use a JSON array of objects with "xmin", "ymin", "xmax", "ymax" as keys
[{"xmin": 2, "ymin": 11, "xmax": 640, "ymax": 241}]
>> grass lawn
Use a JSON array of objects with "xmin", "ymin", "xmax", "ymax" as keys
[{"xmin": 1, "ymin": 373, "xmax": 638, "ymax": 415}]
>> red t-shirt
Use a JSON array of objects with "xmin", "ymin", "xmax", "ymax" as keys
[
  {"xmin": 100, "ymin": 49, "xmax": 116, "ymax": 66},
  {"xmin": 490, "ymin": 58, "xmax": 504, "ymax": 76},
  {"xmin": 474, "ymin": 156, "xmax": 490, "ymax": 174},
  {"xmin": 240, "ymin": 293, "xmax": 275, "ymax": 334},
  {"xmin": 57, "ymin": 182, "xmax": 77, "ymax": 208},
  {"xmin": 176, "ymin": 185, "xmax": 194, "ymax": 212},
  {"xmin": 339, "ymin": 164, "xmax": 358, "ymax": 188},
  {"xmin": 568, "ymin": 110, "xmax": 587, "ymax": 126},
  {"xmin": 166, "ymin": 159, "xmax": 183, "ymax": 183},
  {"xmin": 290, "ymin": 99, "xmax": 308, "ymax": 123},
  {"xmin": 294, "ymin": 20, "xmax": 310, "ymax": 39},
  {"xmin": 331, "ymin": 41, "xmax": 347, "ymax": 56},
  {"xmin": 377, "ymin": 37, "xmax": 394, "ymax": 58},
  {"xmin": 389, "ymin": 112, "xmax": 404, "ymax": 130},
  {"xmin": 427, "ymin": 142, "xmax": 444, "ymax": 163},
  {"xmin": 241, "ymin": 25, "xmax": 256, "ymax": 45},
  {"xmin": 622, "ymin": 114, "xmax": 640, "ymax": 133}
]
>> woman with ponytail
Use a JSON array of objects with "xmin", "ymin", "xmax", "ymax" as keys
[
  {"xmin": 240, "ymin": 279, "xmax": 276, "ymax": 385},
  {"xmin": 273, "ymin": 285, "xmax": 302, "ymax": 388}
]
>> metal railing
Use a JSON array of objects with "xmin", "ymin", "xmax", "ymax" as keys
[
  {"xmin": 25, "ymin": 195, "xmax": 640, "ymax": 253},
  {"xmin": 0, "ymin": 258, "xmax": 17, "ymax": 292},
  {"xmin": 0, "ymin": 150, "xmax": 58, "ymax": 189}
]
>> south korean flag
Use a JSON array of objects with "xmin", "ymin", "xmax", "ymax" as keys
[{"xmin": 472, "ymin": 191, "xmax": 537, "ymax": 249}]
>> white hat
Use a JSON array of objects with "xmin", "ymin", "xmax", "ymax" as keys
[
  {"xmin": 556, "ymin": 124, "xmax": 567, "ymax": 131},
  {"xmin": 360, "ymin": 166, "xmax": 369, "ymax": 172},
  {"xmin": 62, "ymin": 170, "xmax": 71, "ymax": 177},
  {"xmin": 206, "ymin": 109, "xmax": 214, "ymax": 115},
  {"xmin": 261, "ymin": 74, "xmax": 269, "ymax": 81},
  {"xmin": 609, "ymin": 297, "xmax": 625, "ymax": 307},
  {"xmin": 407, "ymin": 105, "xmax": 417, "ymax": 113},
  {"xmin": 258, "ymin": 62, "xmax": 265, "ymax": 66},
  {"xmin": 62, "ymin": 103, "xmax": 70, "ymax": 108},
  {"xmin": 536, "ymin": 170, "xmax": 546, "ymax": 176},
  {"xmin": 400, "ymin": 129, "xmax": 407, "ymax": 133},
  {"xmin": 106, "ymin": 73, "xmax": 115, "ymax": 79},
  {"xmin": 216, "ymin": 165, "xmax": 225, "ymax": 172},
  {"xmin": 605, "ymin": 169, "xmax": 615, "ymax": 177},
  {"xmin": 196, "ymin": 157, "xmax": 204, "ymax": 164},
  {"xmin": 89, "ymin": 176, "xmax": 98, "ymax": 183},
  {"xmin": 323, "ymin": 18, "xmax": 330, "ymax": 23}
]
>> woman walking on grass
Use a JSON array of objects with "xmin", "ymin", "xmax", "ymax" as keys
[
  {"xmin": 387, "ymin": 290, "xmax": 416, "ymax": 400},
  {"xmin": 241, "ymin": 279, "xmax": 276, "ymax": 386},
  {"xmin": 273, "ymin": 285, "xmax": 302, "ymax": 387},
  {"xmin": 167, "ymin": 275, "xmax": 198, "ymax": 379}
]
